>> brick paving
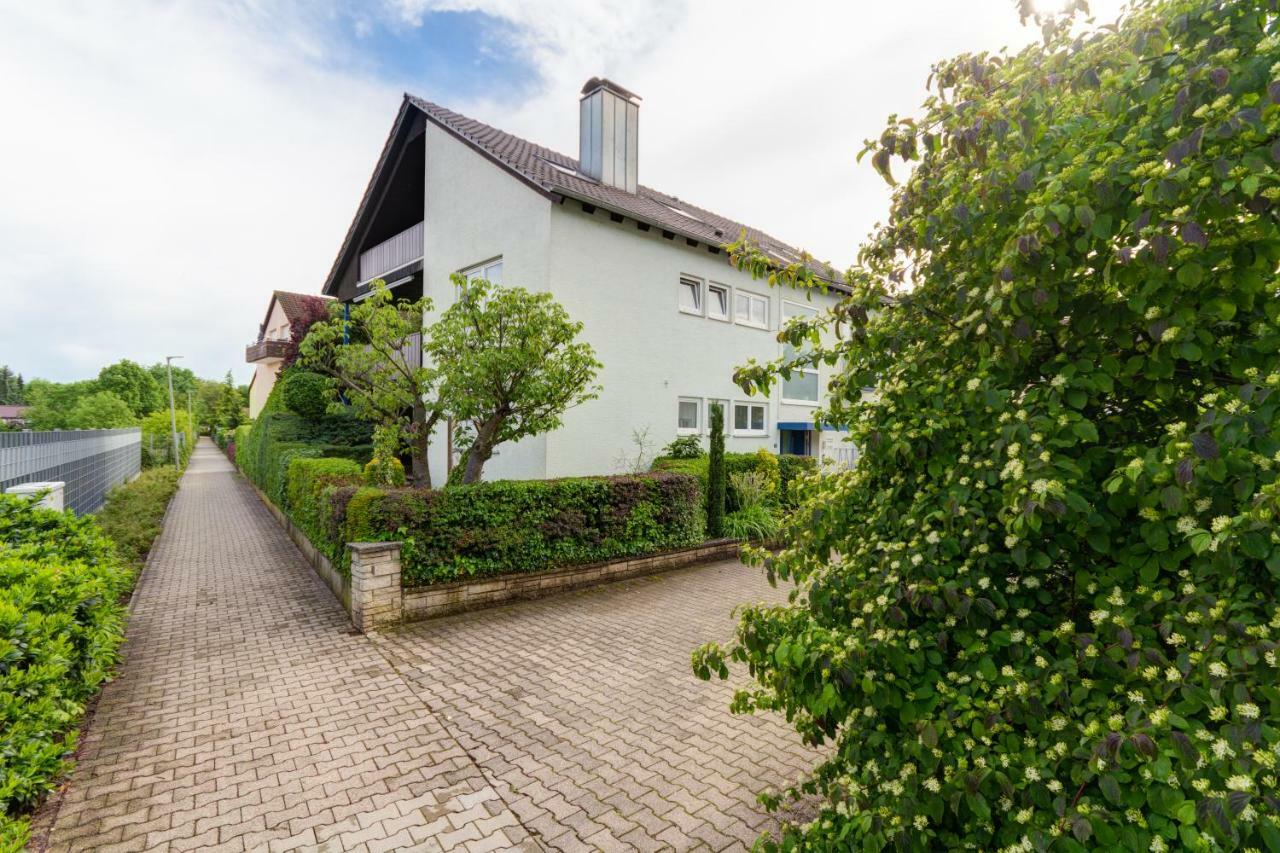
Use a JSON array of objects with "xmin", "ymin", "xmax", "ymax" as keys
[{"xmin": 36, "ymin": 438, "xmax": 819, "ymax": 851}]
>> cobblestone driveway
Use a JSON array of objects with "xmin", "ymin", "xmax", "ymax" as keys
[{"xmin": 34, "ymin": 439, "xmax": 817, "ymax": 851}]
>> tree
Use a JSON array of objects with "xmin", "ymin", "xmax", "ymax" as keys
[
  {"xmin": 64, "ymin": 391, "xmax": 136, "ymax": 429},
  {"xmin": 280, "ymin": 369, "xmax": 331, "ymax": 419},
  {"xmin": 24, "ymin": 380, "xmax": 98, "ymax": 430},
  {"xmin": 281, "ymin": 296, "xmax": 332, "ymax": 370},
  {"xmin": 148, "ymin": 362, "xmax": 198, "ymax": 402},
  {"xmin": 98, "ymin": 360, "xmax": 163, "ymax": 417},
  {"xmin": 299, "ymin": 282, "xmax": 441, "ymax": 487},
  {"xmin": 429, "ymin": 275, "xmax": 602, "ymax": 484},
  {"xmin": 214, "ymin": 371, "xmax": 245, "ymax": 431},
  {"xmin": 706, "ymin": 403, "xmax": 725, "ymax": 538},
  {"xmin": 0, "ymin": 366, "xmax": 24, "ymax": 405},
  {"xmin": 694, "ymin": 1, "xmax": 1280, "ymax": 849}
]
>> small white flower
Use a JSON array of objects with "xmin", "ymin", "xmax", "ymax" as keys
[{"xmin": 1226, "ymin": 774, "xmax": 1253, "ymax": 792}]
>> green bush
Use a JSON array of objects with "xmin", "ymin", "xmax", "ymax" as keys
[
  {"xmin": 696, "ymin": 2, "xmax": 1280, "ymax": 849},
  {"xmin": 284, "ymin": 457, "xmax": 364, "ymax": 564},
  {"xmin": 333, "ymin": 472, "xmax": 703, "ymax": 585},
  {"xmin": 662, "ymin": 435, "xmax": 705, "ymax": 459},
  {"xmin": 778, "ymin": 454, "xmax": 818, "ymax": 508},
  {"xmin": 654, "ymin": 450, "xmax": 812, "ymax": 513},
  {"xmin": 234, "ymin": 398, "xmax": 372, "ymax": 506},
  {"xmin": 280, "ymin": 370, "xmax": 332, "ymax": 420},
  {"xmin": 94, "ymin": 467, "xmax": 181, "ymax": 567},
  {"xmin": 724, "ymin": 504, "xmax": 781, "ymax": 542},
  {"xmin": 707, "ymin": 404, "xmax": 726, "ymax": 538},
  {"xmin": 0, "ymin": 495, "xmax": 131, "ymax": 847}
]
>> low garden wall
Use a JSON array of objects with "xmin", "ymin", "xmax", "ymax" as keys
[{"xmin": 235, "ymin": 403, "xmax": 716, "ymax": 630}]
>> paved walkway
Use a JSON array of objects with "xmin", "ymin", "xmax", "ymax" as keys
[{"xmin": 35, "ymin": 439, "xmax": 817, "ymax": 851}]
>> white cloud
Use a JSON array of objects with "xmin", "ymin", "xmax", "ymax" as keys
[{"xmin": 0, "ymin": 0, "xmax": 1125, "ymax": 382}]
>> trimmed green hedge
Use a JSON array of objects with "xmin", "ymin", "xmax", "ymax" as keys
[
  {"xmin": 328, "ymin": 472, "xmax": 704, "ymax": 586},
  {"xmin": 284, "ymin": 457, "xmax": 364, "ymax": 565},
  {"xmin": 652, "ymin": 451, "xmax": 818, "ymax": 510},
  {"xmin": 0, "ymin": 495, "xmax": 132, "ymax": 849},
  {"xmin": 235, "ymin": 409, "xmax": 372, "ymax": 508}
]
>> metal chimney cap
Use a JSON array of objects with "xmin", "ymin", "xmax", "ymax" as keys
[{"xmin": 580, "ymin": 77, "xmax": 641, "ymax": 102}]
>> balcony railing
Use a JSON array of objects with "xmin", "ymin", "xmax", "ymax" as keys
[
  {"xmin": 359, "ymin": 221, "xmax": 424, "ymax": 285},
  {"xmin": 245, "ymin": 338, "xmax": 294, "ymax": 363}
]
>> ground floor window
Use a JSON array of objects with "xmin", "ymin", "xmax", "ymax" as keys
[
  {"xmin": 733, "ymin": 401, "xmax": 767, "ymax": 436},
  {"xmin": 677, "ymin": 397, "xmax": 701, "ymax": 433}
]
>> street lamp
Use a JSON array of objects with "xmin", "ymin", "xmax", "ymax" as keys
[{"xmin": 165, "ymin": 356, "xmax": 183, "ymax": 464}]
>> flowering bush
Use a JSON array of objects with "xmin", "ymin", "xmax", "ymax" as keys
[{"xmin": 694, "ymin": 1, "xmax": 1280, "ymax": 849}]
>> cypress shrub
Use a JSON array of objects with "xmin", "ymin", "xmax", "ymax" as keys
[{"xmin": 707, "ymin": 402, "xmax": 726, "ymax": 538}]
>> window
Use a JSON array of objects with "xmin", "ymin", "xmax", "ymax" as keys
[
  {"xmin": 677, "ymin": 398, "xmax": 701, "ymax": 433},
  {"xmin": 678, "ymin": 276, "xmax": 702, "ymax": 315},
  {"xmin": 735, "ymin": 291, "xmax": 768, "ymax": 328},
  {"xmin": 706, "ymin": 398, "xmax": 729, "ymax": 433},
  {"xmin": 461, "ymin": 258, "xmax": 504, "ymax": 284},
  {"xmin": 782, "ymin": 301, "xmax": 820, "ymax": 403},
  {"xmin": 733, "ymin": 401, "xmax": 767, "ymax": 436},
  {"xmin": 707, "ymin": 284, "xmax": 729, "ymax": 321}
]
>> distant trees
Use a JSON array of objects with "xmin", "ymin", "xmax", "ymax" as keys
[
  {"xmin": 0, "ymin": 366, "xmax": 25, "ymax": 405},
  {"xmin": 64, "ymin": 391, "xmax": 137, "ymax": 429},
  {"xmin": 97, "ymin": 360, "xmax": 163, "ymax": 418}
]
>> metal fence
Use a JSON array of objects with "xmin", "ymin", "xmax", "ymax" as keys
[{"xmin": 0, "ymin": 428, "xmax": 141, "ymax": 515}]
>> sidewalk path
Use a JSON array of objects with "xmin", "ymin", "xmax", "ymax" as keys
[{"xmin": 37, "ymin": 439, "xmax": 532, "ymax": 852}]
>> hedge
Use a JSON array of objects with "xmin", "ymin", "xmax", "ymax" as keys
[
  {"xmin": 235, "ymin": 409, "xmax": 372, "ymax": 508},
  {"xmin": 328, "ymin": 471, "xmax": 704, "ymax": 585},
  {"xmin": 284, "ymin": 457, "xmax": 364, "ymax": 565},
  {"xmin": 652, "ymin": 450, "xmax": 818, "ymax": 510},
  {"xmin": 94, "ymin": 467, "xmax": 182, "ymax": 568},
  {"xmin": 0, "ymin": 495, "xmax": 131, "ymax": 849}
]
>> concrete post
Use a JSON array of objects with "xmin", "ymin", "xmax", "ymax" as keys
[
  {"xmin": 347, "ymin": 541, "xmax": 403, "ymax": 632},
  {"xmin": 6, "ymin": 481, "xmax": 65, "ymax": 512}
]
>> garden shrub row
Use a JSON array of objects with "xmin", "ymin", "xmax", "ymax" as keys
[
  {"xmin": 0, "ymin": 495, "xmax": 132, "ymax": 850},
  {"xmin": 94, "ymin": 467, "xmax": 182, "ymax": 567},
  {"xmin": 235, "ymin": 408, "xmax": 372, "ymax": 509},
  {"xmin": 327, "ymin": 472, "xmax": 704, "ymax": 585},
  {"xmin": 652, "ymin": 450, "xmax": 817, "ymax": 510}
]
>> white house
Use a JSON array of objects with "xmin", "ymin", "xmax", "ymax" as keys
[
  {"xmin": 245, "ymin": 290, "xmax": 330, "ymax": 418},
  {"xmin": 320, "ymin": 78, "xmax": 849, "ymax": 481}
]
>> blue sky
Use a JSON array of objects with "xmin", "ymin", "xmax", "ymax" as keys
[{"xmin": 0, "ymin": 0, "xmax": 1122, "ymax": 385}]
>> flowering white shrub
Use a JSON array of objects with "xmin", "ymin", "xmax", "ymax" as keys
[{"xmin": 694, "ymin": 0, "xmax": 1280, "ymax": 848}]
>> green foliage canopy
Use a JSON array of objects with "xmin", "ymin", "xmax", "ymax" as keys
[
  {"xmin": 431, "ymin": 274, "xmax": 601, "ymax": 484},
  {"xmin": 696, "ymin": 1, "xmax": 1280, "ymax": 849},
  {"xmin": 97, "ymin": 360, "xmax": 163, "ymax": 417},
  {"xmin": 64, "ymin": 391, "xmax": 137, "ymax": 430}
]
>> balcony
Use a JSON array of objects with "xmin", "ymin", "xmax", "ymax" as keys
[
  {"xmin": 245, "ymin": 338, "xmax": 294, "ymax": 364},
  {"xmin": 359, "ymin": 221, "xmax": 424, "ymax": 287}
]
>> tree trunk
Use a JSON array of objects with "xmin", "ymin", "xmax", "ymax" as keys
[
  {"xmin": 409, "ymin": 400, "xmax": 432, "ymax": 489},
  {"xmin": 461, "ymin": 416, "xmax": 503, "ymax": 484}
]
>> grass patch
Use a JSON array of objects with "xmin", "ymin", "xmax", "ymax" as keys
[{"xmin": 94, "ymin": 467, "xmax": 181, "ymax": 568}]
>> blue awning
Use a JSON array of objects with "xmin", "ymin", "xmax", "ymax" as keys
[{"xmin": 778, "ymin": 421, "xmax": 848, "ymax": 432}]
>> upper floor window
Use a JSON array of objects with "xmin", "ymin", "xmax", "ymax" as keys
[
  {"xmin": 781, "ymin": 301, "xmax": 819, "ymax": 403},
  {"xmin": 462, "ymin": 258, "xmax": 504, "ymax": 285},
  {"xmin": 707, "ymin": 283, "xmax": 730, "ymax": 321},
  {"xmin": 678, "ymin": 276, "xmax": 702, "ymax": 315},
  {"xmin": 735, "ymin": 291, "xmax": 768, "ymax": 329}
]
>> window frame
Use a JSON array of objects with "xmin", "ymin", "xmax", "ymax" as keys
[
  {"xmin": 734, "ymin": 290, "xmax": 769, "ymax": 330},
  {"xmin": 460, "ymin": 257, "xmax": 504, "ymax": 285},
  {"xmin": 677, "ymin": 397, "xmax": 702, "ymax": 434},
  {"xmin": 706, "ymin": 283, "xmax": 730, "ymax": 322},
  {"xmin": 678, "ymin": 275, "xmax": 704, "ymax": 316},
  {"xmin": 780, "ymin": 300, "xmax": 821, "ymax": 406},
  {"xmin": 705, "ymin": 398, "xmax": 729, "ymax": 434},
  {"xmin": 732, "ymin": 400, "xmax": 768, "ymax": 437}
]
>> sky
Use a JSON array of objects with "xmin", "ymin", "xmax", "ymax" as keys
[{"xmin": 0, "ymin": 0, "xmax": 1127, "ymax": 384}]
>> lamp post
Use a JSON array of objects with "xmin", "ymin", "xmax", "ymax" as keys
[{"xmin": 165, "ymin": 355, "xmax": 183, "ymax": 464}]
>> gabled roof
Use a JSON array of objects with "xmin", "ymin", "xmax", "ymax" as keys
[
  {"xmin": 322, "ymin": 94, "xmax": 842, "ymax": 295},
  {"xmin": 257, "ymin": 290, "xmax": 331, "ymax": 342}
]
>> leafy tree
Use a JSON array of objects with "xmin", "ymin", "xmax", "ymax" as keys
[
  {"xmin": 98, "ymin": 360, "xmax": 163, "ymax": 417},
  {"xmin": 63, "ymin": 391, "xmax": 136, "ymax": 429},
  {"xmin": 707, "ymin": 403, "xmax": 725, "ymax": 537},
  {"xmin": 430, "ymin": 275, "xmax": 601, "ymax": 484},
  {"xmin": 281, "ymin": 295, "xmax": 333, "ymax": 370},
  {"xmin": 148, "ymin": 362, "xmax": 198, "ymax": 404},
  {"xmin": 24, "ymin": 380, "xmax": 98, "ymax": 430},
  {"xmin": 214, "ymin": 371, "xmax": 246, "ymax": 431},
  {"xmin": 299, "ymin": 282, "xmax": 441, "ymax": 487},
  {"xmin": 695, "ymin": 1, "xmax": 1280, "ymax": 849}
]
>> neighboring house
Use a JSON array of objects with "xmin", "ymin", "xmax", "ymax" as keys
[
  {"xmin": 321, "ymin": 77, "xmax": 850, "ymax": 481},
  {"xmin": 245, "ymin": 290, "xmax": 330, "ymax": 418},
  {"xmin": 0, "ymin": 405, "xmax": 30, "ymax": 428}
]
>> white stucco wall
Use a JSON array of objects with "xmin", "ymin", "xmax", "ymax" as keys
[
  {"xmin": 248, "ymin": 299, "xmax": 291, "ymax": 419},
  {"xmin": 543, "ymin": 203, "xmax": 844, "ymax": 478},
  {"xmin": 415, "ymin": 123, "xmax": 846, "ymax": 481},
  {"xmin": 420, "ymin": 123, "xmax": 553, "ymax": 482}
]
